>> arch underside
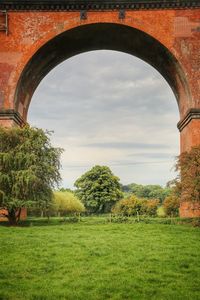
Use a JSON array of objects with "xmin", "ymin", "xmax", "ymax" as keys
[{"xmin": 15, "ymin": 23, "xmax": 190, "ymax": 119}]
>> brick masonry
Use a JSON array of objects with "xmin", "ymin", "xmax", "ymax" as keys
[
  {"xmin": 0, "ymin": 208, "xmax": 27, "ymax": 221},
  {"xmin": 0, "ymin": 2, "xmax": 199, "ymax": 218},
  {"xmin": 179, "ymin": 202, "xmax": 200, "ymax": 218},
  {"xmin": 0, "ymin": 8, "xmax": 199, "ymax": 120}
]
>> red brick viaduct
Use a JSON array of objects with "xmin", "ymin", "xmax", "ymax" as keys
[{"xmin": 0, "ymin": 0, "xmax": 199, "ymax": 217}]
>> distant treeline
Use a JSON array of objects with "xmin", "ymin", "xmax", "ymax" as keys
[
  {"xmin": 121, "ymin": 183, "xmax": 172, "ymax": 203},
  {"xmin": 60, "ymin": 183, "xmax": 172, "ymax": 204}
]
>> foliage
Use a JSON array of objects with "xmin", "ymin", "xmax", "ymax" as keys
[
  {"xmin": 112, "ymin": 195, "xmax": 159, "ymax": 217},
  {"xmin": 122, "ymin": 182, "xmax": 171, "ymax": 203},
  {"xmin": 58, "ymin": 187, "xmax": 74, "ymax": 193},
  {"xmin": 164, "ymin": 145, "xmax": 200, "ymax": 216},
  {"xmin": 112, "ymin": 195, "xmax": 143, "ymax": 216},
  {"xmin": 28, "ymin": 191, "xmax": 84, "ymax": 217},
  {"xmin": 143, "ymin": 199, "xmax": 160, "ymax": 216},
  {"xmin": 175, "ymin": 145, "xmax": 200, "ymax": 203},
  {"xmin": 157, "ymin": 206, "xmax": 166, "ymax": 217},
  {"xmin": 0, "ymin": 125, "xmax": 63, "ymax": 225},
  {"xmin": 74, "ymin": 165, "xmax": 123, "ymax": 213},
  {"xmin": 163, "ymin": 195, "xmax": 180, "ymax": 217},
  {"xmin": 51, "ymin": 191, "xmax": 85, "ymax": 216}
]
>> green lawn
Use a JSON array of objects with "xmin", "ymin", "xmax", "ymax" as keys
[{"xmin": 0, "ymin": 218, "xmax": 200, "ymax": 300}]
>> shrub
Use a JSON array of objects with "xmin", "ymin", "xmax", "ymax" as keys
[
  {"xmin": 163, "ymin": 195, "xmax": 180, "ymax": 217},
  {"xmin": 157, "ymin": 206, "xmax": 166, "ymax": 217},
  {"xmin": 112, "ymin": 195, "xmax": 143, "ymax": 216},
  {"xmin": 112, "ymin": 195, "xmax": 159, "ymax": 217},
  {"xmin": 142, "ymin": 199, "xmax": 160, "ymax": 217}
]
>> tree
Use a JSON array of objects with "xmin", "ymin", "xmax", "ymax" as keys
[
  {"xmin": 74, "ymin": 165, "xmax": 123, "ymax": 213},
  {"xmin": 121, "ymin": 183, "xmax": 171, "ymax": 203},
  {"xmin": 58, "ymin": 187, "xmax": 74, "ymax": 193},
  {"xmin": 0, "ymin": 125, "xmax": 63, "ymax": 225},
  {"xmin": 52, "ymin": 191, "xmax": 85, "ymax": 216}
]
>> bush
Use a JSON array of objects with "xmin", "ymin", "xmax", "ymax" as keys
[
  {"xmin": 157, "ymin": 206, "xmax": 166, "ymax": 217},
  {"xmin": 112, "ymin": 195, "xmax": 142, "ymax": 216},
  {"xmin": 109, "ymin": 214, "xmax": 129, "ymax": 223},
  {"xmin": 163, "ymin": 195, "xmax": 180, "ymax": 217},
  {"xmin": 112, "ymin": 195, "xmax": 159, "ymax": 217},
  {"xmin": 142, "ymin": 199, "xmax": 160, "ymax": 217}
]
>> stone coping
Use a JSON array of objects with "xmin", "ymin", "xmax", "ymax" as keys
[
  {"xmin": 0, "ymin": 0, "xmax": 199, "ymax": 11},
  {"xmin": 0, "ymin": 109, "xmax": 26, "ymax": 127},
  {"xmin": 177, "ymin": 109, "xmax": 200, "ymax": 132}
]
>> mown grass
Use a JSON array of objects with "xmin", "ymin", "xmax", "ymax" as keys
[{"xmin": 0, "ymin": 218, "xmax": 200, "ymax": 300}]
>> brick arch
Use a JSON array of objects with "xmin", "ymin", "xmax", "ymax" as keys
[
  {"xmin": 0, "ymin": 3, "xmax": 200, "ymax": 218},
  {"xmin": 14, "ymin": 22, "xmax": 190, "ymax": 120}
]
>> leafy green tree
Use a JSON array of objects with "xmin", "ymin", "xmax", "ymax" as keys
[
  {"xmin": 161, "ymin": 187, "xmax": 172, "ymax": 202},
  {"xmin": 0, "ymin": 126, "xmax": 63, "ymax": 225},
  {"xmin": 59, "ymin": 187, "xmax": 74, "ymax": 193},
  {"xmin": 122, "ymin": 183, "xmax": 171, "ymax": 203},
  {"xmin": 122, "ymin": 183, "xmax": 143, "ymax": 196},
  {"xmin": 74, "ymin": 165, "xmax": 123, "ymax": 213}
]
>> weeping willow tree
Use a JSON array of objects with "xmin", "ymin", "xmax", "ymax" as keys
[
  {"xmin": 52, "ymin": 191, "xmax": 85, "ymax": 216},
  {"xmin": 0, "ymin": 125, "xmax": 63, "ymax": 225}
]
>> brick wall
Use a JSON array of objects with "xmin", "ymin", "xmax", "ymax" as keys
[
  {"xmin": 0, "ymin": 208, "xmax": 27, "ymax": 221},
  {"xmin": 179, "ymin": 202, "xmax": 200, "ymax": 218}
]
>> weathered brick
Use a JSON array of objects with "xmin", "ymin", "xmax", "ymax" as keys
[
  {"xmin": 0, "ymin": 6, "xmax": 199, "ymax": 218},
  {"xmin": 0, "ymin": 208, "xmax": 27, "ymax": 222}
]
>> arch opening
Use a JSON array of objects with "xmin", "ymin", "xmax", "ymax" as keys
[
  {"xmin": 14, "ymin": 22, "xmax": 190, "ymax": 119},
  {"xmin": 28, "ymin": 50, "xmax": 179, "ymax": 188}
]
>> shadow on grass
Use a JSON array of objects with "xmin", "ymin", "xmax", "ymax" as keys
[
  {"xmin": 0, "ymin": 216, "xmax": 199, "ymax": 227},
  {"xmin": 0, "ymin": 217, "xmax": 71, "ymax": 227}
]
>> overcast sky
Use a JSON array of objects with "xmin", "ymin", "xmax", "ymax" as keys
[{"xmin": 28, "ymin": 50, "xmax": 180, "ymax": 189}]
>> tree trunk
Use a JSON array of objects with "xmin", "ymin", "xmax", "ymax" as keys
[
  {"xmin": 16, "ymin": 208, "xmax": 22, "ymax": 223},
  {"xmin": 7, "ymin": 208, "xmax": 18, "ymax": 226}
]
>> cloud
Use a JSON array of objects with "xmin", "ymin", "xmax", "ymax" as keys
[
  {"xmin": 81, "ymin": 142, "xmax": 170, "ymax": 149},
  {"xmin": 28, "ymin": 50, "xmax": 179, "ymax": 188},
  {"xmin": 128, "ymin": 152, "xmax": 177, "ymax": 160}
]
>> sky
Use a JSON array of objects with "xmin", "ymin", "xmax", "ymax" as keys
[{"xmin": 28, "ymin": 50, "xmax": 180, "ymax": 189}]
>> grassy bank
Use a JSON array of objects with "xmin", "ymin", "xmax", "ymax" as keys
[{"xmin": 0, "ymin": 218, "xmax": 200, "ymax": 300}]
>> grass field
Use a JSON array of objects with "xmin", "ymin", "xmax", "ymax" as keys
[{"xmin": 0, "ymin": 217, "xmax": 200, "ymax": 300}]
